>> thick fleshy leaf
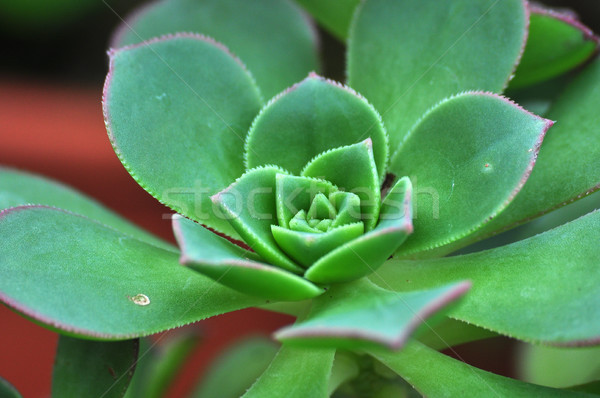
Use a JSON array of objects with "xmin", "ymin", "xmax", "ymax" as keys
[
  {"xmin": 275, "ymin": 174, "xmax": 337, "ymax": 229},
  {"xmin": 509, "ymin": 5, "xmax": 599, "ymax": 89},
  {"xmin": 103, "ymin": 34, "xmax": 263, "ymax": 239},
  {"xmin": 417, "ymin": 317, "xmax": 496, "ymax": 350},
  {"xmin": 327, "ymin": 352, "xmax": 360, "ymax": 395},
  {"xmin": 307, "ymin": 193, "xmax": 336, "ymax": 221},
  {"xmin": 389, "ymin": 92, "xmax": 552, "ymax": 258},
  {"xmin": 0, "ymin": 206, "xmax": 261, "ymax": 338},
  {"xmin": 242, "ymin": 344, "xmax": 335, "ymax": 398},
  {"xmin": 52, "ymin": 337, "xmax": 138, "ymax": 398},
  {"xmin": 294, "ymin": 0, "xmax": 360, "ymax": 39},
  {"xmin": 510, "ymin": 189, "xmax": 600, "ymax": 244},
  {"xmin": 376, "ymin": 210, "xmax": 600, "ymax": 345},
  {"xmin": 518, "ymin": 343, "xmax": 600, "ymax": 389},
  {"xmin": 0, "ymin": 167, "xmax": 173, "ymax": 251},
  {"xmin": 211, "ymin": 166, "xmax": 303, "ymax": 274},
  {"xmin": 304, "ymin": 177, "xmax": 413, "ymax": 284},
  {"xmin": 125, "ymin": 332, "xmax": 199, "ymax": 398},
  {"xmin": 460, "ymin": 189, "xmax": 600, "ymax": 256},
  {"xmin": 0, "ymin": 377, "xmax": 22, "ymax": 398},
  {"xmin": 271, "ymin": 222, "xmax": 364, "ymax": 267},
  {"xmin": 276, "ymin": 278, "xmax": 470, "ymax": 350},
  {"xmin": 173, "ymin": 215, "xmax": 323, "ymax": 301},
  {"xmin": 370, "ymin": 341, "xmax": 594, "ymax": 397},
  {"xmin": 329, "ymin": 191, "xmax": 362, "ymax": 228},
  {"xmin": 348, "ymin": 0, "xmax": 528, "ymax": 149},
  {"xmin": 245, "ymin": 74, "xmax": 389, "ymax": 181},
  {"xmin": 465, "ymin": 57, "xmax": 600, "ymax": 245},
  {"xmin": 302, "ymin": 139, "xmax": 381, "ymax": 231},
  {"xmin": 192, "ymin": 337, "xmax": 278, "ymax": 398},
  {"xmin": 112, "ymin": 0, "xmax": 319, "ymax": 99}
]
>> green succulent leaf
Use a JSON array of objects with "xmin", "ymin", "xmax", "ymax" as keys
[
  {"xmin": 417, "ymin": 317, "xmax": 497, "ymax": 351},
  {"xmin": 307, "ymin": 193, "xmax": 336, "ymax": 221},
  {"xmin": 104, "ymin": 34, "xmax": 263, "ymax": 240},
  {"xmin": 272, "ymin": 223, "xmax": 364, "ymax": 268},
  {"xmin": 376, "ymin": 210, "xmax": 600, "ymax": 345},
  {"xmin": 370, "ymin": 341, "xmax": 594, "ymax": 397},
  {"xmin": 0, "ymin": 167, "xmax": 173, "ymax": 251},
  {"xmin": 294, "ymin": 0, "xmax": 360, "ymax": 39},
  {"xmin": 304, "ymin": 176, "xmax": 413, "ymax": 284},
  {"xmin": 173, "ymin": 215, "xmax": 323, "ymax": 301},
  {"xmin": 518, "ymin": 343, "xmax": 600, "ymax": 389},
  {"xmin": 275, "ymin": 174, "xmax": 338, "ymax": 229},
  {"xmin": 509, "ymin": 5, "xmax": 599, "ymax": 89},
  {"xmin": 211, "ymin": 166, "xmax": 303, "ymax": 274},
  {"xmin": 348, "ymin": 0, "xmax": 528, "ymax": 150},
  {"xmin": 389, "ymin": 92, "xmax": 552, "ymax": 258},
  {"xmin": 192, "ymin": 337, "xmax": 279, "ymax": 398},
  {"xmin": 112, "ymin": 0, "xmax": 319, "ymax": 99},
  {"xmin": 327, "ymin": 352, "xmax": 360, "ymax": 395},
  {"xmin": 242, "ymin": 344, "xmax": 335, "ymax": 398},
  {"xmin": 302, "ymin": 139, "xmax": 381, "ymax": 231},
  {"xmin": 465, "ymin": 56, "xmax": 600, "ymax": 245},
  {"xmin": 0, "ymin": 206, "xmax": 261, "ymax": 338},
  {"xmin": 0, "ymin": 377, "xmax": 22, "ymax": 398},
  {"xmin": 276, "ymin": 278, "xmax": 470, "ymax": 350},
  {"xmin": 52, "ymin": 337, "xmax": 138, "ymax": 398},
  {"xmin": 245, "ymin": 74, "xmax": 389, "ymax": 182},
  {"xmin": 125, "ymin": 332, "xmax": 199, "ymax": 398},
  {"xmin": 329, "ymin": 191, "xmax": 363, "ymax": 229}
]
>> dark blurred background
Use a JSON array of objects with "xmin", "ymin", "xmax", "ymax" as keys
[
  {"xmin": 2, "ymin": 0, "xmax": 600, "ymax": 86},
  {"xmin": 1, "ymin": 1, "xmax": 599, "ymax": 397}
]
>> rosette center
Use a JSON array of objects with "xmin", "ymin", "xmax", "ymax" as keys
[{"xmin": 288, "ymin": 191, "xmax": 363, "ymax": 234}]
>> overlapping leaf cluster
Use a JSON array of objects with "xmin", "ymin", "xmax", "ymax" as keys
[{"xmin": 1, "ymin": 0, "xmax": 600, "ymax": 396}]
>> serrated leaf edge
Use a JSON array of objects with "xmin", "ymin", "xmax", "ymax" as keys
[
  {"xmin": 102, "ymin": 32, "xmax": 264, "ymax": 242},
  {"xmin": 0, "ymin": 205, "xmax": 214, "ymax": 340},
  {"xmin": 392, "ymin": 91, "xmax": 553, "ymax": 256},
  {"xmin": 243, "ymin": 72, "xmax": 390, "ymax": 180},
  {"xmin": 274, "ymin": 281, "xmax": 471, "ymax": 350}
]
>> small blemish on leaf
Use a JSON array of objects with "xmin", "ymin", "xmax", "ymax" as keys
[
  {"xmin": 154, "ymin": 92, "xmax": 171, "ymax": 106},
  {"xmin": 108, "ymin": 366, "xmax": 117, "ymax": 380},
  {"xmin": 129, "ymin": 294, "xmax": 150, "ymax": 306}
]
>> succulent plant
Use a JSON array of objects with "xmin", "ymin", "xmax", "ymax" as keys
[{"xmin": 2, "ymin": 0, "xmax": 600, "ymax": 396}]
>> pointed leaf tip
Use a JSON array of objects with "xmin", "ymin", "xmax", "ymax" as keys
[
  {"xmin": 103, "ymin": 34, "xmax": 263, "ymax": 240},
  {"xmin": 275, "ymin": 279, "xmax": 471, "ymax": 350},
  {"xmin": 390, "ymin": 92, "xmax": 551, "ymax": 258},
  {"xmin": 173, "ymin": 215, "xmax": 323, "ymax": 301},
  {"xmin": 510, "ymin": 3, "xmax": 600, "ymax": 88},
  {"xmin": 210, "ymin": 167, "xmax": 304, "ymax": 275},
  {"xmin": 379, "ymin": 209, "xmax": 600, "ymax": 346},
  {"xmin": 246, "ymin": 75, "xmax": 389, "ymax": 181},
  {"xmin": 349, "ymin": 0, "xmax": 528, "ymax": 149}
]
